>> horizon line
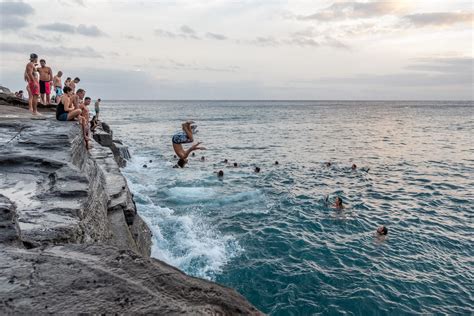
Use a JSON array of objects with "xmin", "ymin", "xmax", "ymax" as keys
[{"xmin": 101, "ymin": 99, "xmax": 474, "ymax": 102}]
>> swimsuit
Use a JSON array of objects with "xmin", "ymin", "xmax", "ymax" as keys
[
  {"xmin": 56, "ymin": 101, "xmax": 68, "ymax": 121},
  {"xmin": 172, "ymin": 131, "xmax": 192, "ymax": 144},
  {"xmin": 28, "ymin": 80, "xmax": 40, "ymax": 96},
  {"xmin": 39, "ymin": 80, "xmax": 51, "ymax": 95},
  {"xmin": 55, "ymin": 86, "xmax": 63, "ymax": 97}
]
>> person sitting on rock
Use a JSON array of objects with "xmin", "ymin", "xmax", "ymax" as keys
[
  {"xmin": 172, "ymin": 121, "xmax": 206, "ymax": 168},
  {"xmin": 56, "ymin": 86, "xmax": 82, "ymax": 122}
]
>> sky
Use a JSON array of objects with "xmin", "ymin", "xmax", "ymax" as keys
[{"xmin": 0, "ymin": 0, "xmax": 473, "ymax": 100}]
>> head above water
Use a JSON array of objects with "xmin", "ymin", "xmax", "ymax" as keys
[
  {"xmin": 233, "ymin": 162, "xmax": 238, "ymax": 167},
  {"xmin": 217, "ymin": 170, "xmax": 224, "ymax": 177},
  {"xmin": 377, "ymin": 225, "xmax": 388, "ymax": 235},
  {"xmin": 201, "ymin": 156, "xmax": 205, "ymax": 161},
  {"xmin": 326, "ymin": 162, "xmax": 331, "ymax": 167},
  {"xmin": 352, "ymin": 164, "xmax": 357, "ymax": 170},
  {"xmin": 254, "ymin": 166, "xmax": 261, "ymax": 173},
  {"xmin": 177, "ymin": 158, "xmax": 188, "ymax": 168},
  {"xmin": 335, "ymin": 196, "xmax": 343, "ymax": 208}
]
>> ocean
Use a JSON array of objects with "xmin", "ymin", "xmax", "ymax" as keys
[{"xmin": 100, "ymin": 100, "xmax": 473, "ymax": 315}]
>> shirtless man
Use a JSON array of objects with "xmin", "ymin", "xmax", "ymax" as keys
[
  {"xmin": 24, "ymin": 53, "xmax": 40, "ymax": 114},
  {"xmin": 69, "ymin": 77, "xmax": 80, "ymax": 94},
  {"xmin": 172, "ymin": 121, "xmax": 205, "ymax": 168},
  {"xmin": 79, "ymin": 97, "xmax": 92, "ymax": 149},
  {"xmin": 38, "ymin": 59, "xmax": 53, "ymax": 105},
  {"xmin": 53, "ymin": 71, "xmax": 63, "ymax": 102},
  {"xmin": 72, "ymin": 88, "xmax": 85, "ymax": 109}
]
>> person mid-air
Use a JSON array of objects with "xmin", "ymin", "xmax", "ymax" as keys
[{"xmin": 172, "ymin": 121, "xmax": 205, "ymax": 168}]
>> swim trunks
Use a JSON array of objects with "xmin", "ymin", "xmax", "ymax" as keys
[
  {"xmin": 39, "ymin": 80, "xmax": 51, "ymax": 94},
  {"xmin": 28, "ymin": 80, "xmax": 40, "ymax": 96},
  {"xmin": 58, "ymin": 113, "xmax": 68, "ymax": 121},
  {"xmin": 172, "ymin": 131, "xmax": 192, "ymax": 144},
  {"xmin": 55, "ymin": 86, "xmax": 63, "ymax": 97}
]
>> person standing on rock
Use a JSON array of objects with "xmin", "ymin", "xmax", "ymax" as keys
[
  {"xmin": 53, "ymin": 71, "xmax": 63, "ymax": 103},
  {"xmin": 24, "ymin": 53, "xmax": 40, "ymax": 115},
  {"xmin": 94, "ymin": 98, "xmax": 101, "ymax": 120},
  {"xmin": 38, "ymin": 59, "xmax": 53, "ymax": 105},
  {"xmin": 69, "ymin": 77, "xmax": 80, "ymax": 94}
]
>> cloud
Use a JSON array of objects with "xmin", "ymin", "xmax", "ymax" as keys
[
  {"xmin": 37, "ymin": 23, "xmax": 106, "ymax": 36},
  {"xmin": 0, "ymin": 2, "xmax": 34, "ymax": 30},
  {"xmin": 0, "ymin": 42, "xmax": 103, "ymax": 58},
  {"xmin": 38, "ymin": 22, "xmax": 76, "ymax": 33},
  {"xmin": 147, "ymin": 58, "xmax": 239, "ymax": 73},
  {"xmin": 122, "ymin": 34, "xmax": 142, "ymax": 41},
  {"xmin": 298, "ymin": 1, "xmax": 408, "ymax": 21},
  {"xmin": 76, "ymin": 24, "xmax": 106, "ymax": 36},
  {"xmin": 154, "ymin": 25, "xmax": 200, "ymax": 39},
  {"xmin": 305, "ymin": 57, "xmax": 473, "ymax": 88},
  {"xmin": 0, "ymin": 1, "xmax": 34, "ymax": 16},
  {"xmin": 206, "ymin": 32, "xmax": 228, "ymax": 40},
  {"xmin": 402, "ymin": 12, "xmax": 474, "ymax": 27}
]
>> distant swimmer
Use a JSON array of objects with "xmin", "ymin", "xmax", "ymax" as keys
[
  {"xmin": 326, "ymin": 162, "xmax": 332, "ymax": 167},
  {"xmin": 351, "ymin": 164, "xmax": 357, "ymax": 170},
  {"xmin": 377, "ymin": 225, "xmax": 388, "ymax": 236},
  {"xmin": 217, "ymin": 170, "xmax": 224, "ymax": 177},
  {"xmin": 223, "ymin": 159, "xmax": 228, "ymax": 163},
  {"xmin": 172, "ymin": 121, "xmax": 206, "ymax": 168},
  {"xmin": 254, "ymin": 166, "xmax": 261, "ymax": 173},
  {"xmin": 233, "ymin": 162, "xmax": 238, "ymax": 167},
  {"xmin": 201, "ymin": 156, "xmax": 206, "ymax": 161},
  {"xmin": 334, "ymin": 196, "xmax": 344, "ymax": 209},
  {"xmin": 275, "ymin": 161, "xmax": 279, "ymax": 165}
]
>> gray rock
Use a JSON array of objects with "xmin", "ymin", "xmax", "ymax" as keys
[{"xmin": 0, "ymin": 103, "xmax": 261, "ymax": 313}]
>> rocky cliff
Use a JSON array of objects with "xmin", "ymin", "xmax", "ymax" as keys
[{"xmin": 0, "ymin": 99, "xmax": 261, "ymax": 314}]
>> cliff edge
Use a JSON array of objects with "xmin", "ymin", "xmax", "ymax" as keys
[{"xmin": 0, "ymin": 98, "xmax": 261, "ymax": 314}]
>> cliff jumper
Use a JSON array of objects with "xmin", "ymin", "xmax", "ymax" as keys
[{"xmin": 172, "ymin": 121, "xmax": 205, "ymax": 168}]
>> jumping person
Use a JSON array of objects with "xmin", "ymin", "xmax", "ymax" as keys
[{"xmin": 172, "ymin": 121, "xmax": 206, "ymax": 168}]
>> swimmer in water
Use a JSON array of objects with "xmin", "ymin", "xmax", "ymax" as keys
[
  {"xmin": 172, "ymin": 121, "xmax": 206, "ymax": 168},
  {"xmin": 334, "ymin": 196, "xmax": 344, "ymax": 209},
  {"xmin": 351, "ymin": 164, "xmax": 357, "ymax": 170},
  {"xmin": 377, "ymin": 225, "xmax": 388, "ymax": 236}
]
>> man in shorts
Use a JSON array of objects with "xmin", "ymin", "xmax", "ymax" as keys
[
  {"xmin": 24, "ymin": 53, "xmax": 40, "ymax": 115},
  {"xmin": 38, "ymin": 59, "xmax": 53, "ymax": 105},
  {"xmin": 172, "ymin": 121, "xmax": 205, "ymax": 168},
  {"xmin": 53, "ymin": 71, "xmax": 63, "ymax": 103},
  {"xmin": 94, "ymin": 98, "xmax": 101, "ymax": 120}
]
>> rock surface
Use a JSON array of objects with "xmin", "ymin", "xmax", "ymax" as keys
[{"xmin": 0, "ymin": 103, "xmax": 261, "ymax": 314}]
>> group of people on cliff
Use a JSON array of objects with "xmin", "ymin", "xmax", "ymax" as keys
[{"xmin": 24, "ymin": 53, "xmax": 101, "ymax": 149}]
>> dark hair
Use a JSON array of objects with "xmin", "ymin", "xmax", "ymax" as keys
[
  {"xmin": 40, "ymin": 59, "xmax": 45, "ymax": 63},
  {"xmin": 177, "ymin": 159, "xmax": 186, "ymax": 168},
  {"xmin": 255, "ymin": 166, "xmax": 261, "ymax": 173},
  {"xmin": 336, "ymin": 196, "xmax": 343, "ymax": 205},
  {"xmin": 275, "ymin": 161, "xmax": 279, "ymax": 165},
  {"xmin": 233, "ymin": 162, "xmax": 238, "ymax": 167},
  {"xmin": 63, "ymin": 86, "xmax": 72, "ymax": 94},
  {"xmin": 66, "ymin": 77, "xmax": 71, "ymax": 81},
  {"xmin": 74, "ymin": 77, "xmax": 80, "ymax": 82},
  {"xmin": 30, "ymin": 53, "xmax": 38, "ymax": 60},
  {"xmin": 19, "ymin": 90, "xmax": 23, "ymax": 93},
  {"xmin": 381, "ymin": 226, "xmax": 388, "ymax": 235},
  {"xmin": 98, "ymin": 98, "xmax": 101, "ymax": 101},
  {"xmin": 217, "ymin": 170, "xmax": 224, "ymax": 177},
  {"xmin": 76, "ymin": 89, "xmax": 85, "ymax": 94},
  {"xmin": 85, "ymin": 97, "xmax": 91, "ymax": 101}
]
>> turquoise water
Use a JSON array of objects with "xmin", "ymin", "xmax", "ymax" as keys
[{"xmin": 102, "ymin": 101, "xmax": 473, "ymax": 315}]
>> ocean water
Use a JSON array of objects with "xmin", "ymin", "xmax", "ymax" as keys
[{"xmin": 101, "ymin": 100, "xmax": 474, "ymax": 315}]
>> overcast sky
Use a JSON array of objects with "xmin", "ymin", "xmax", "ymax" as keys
[{"xmin": 0, "ymin": 0, "xmax": 472, "ymax": 100}]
